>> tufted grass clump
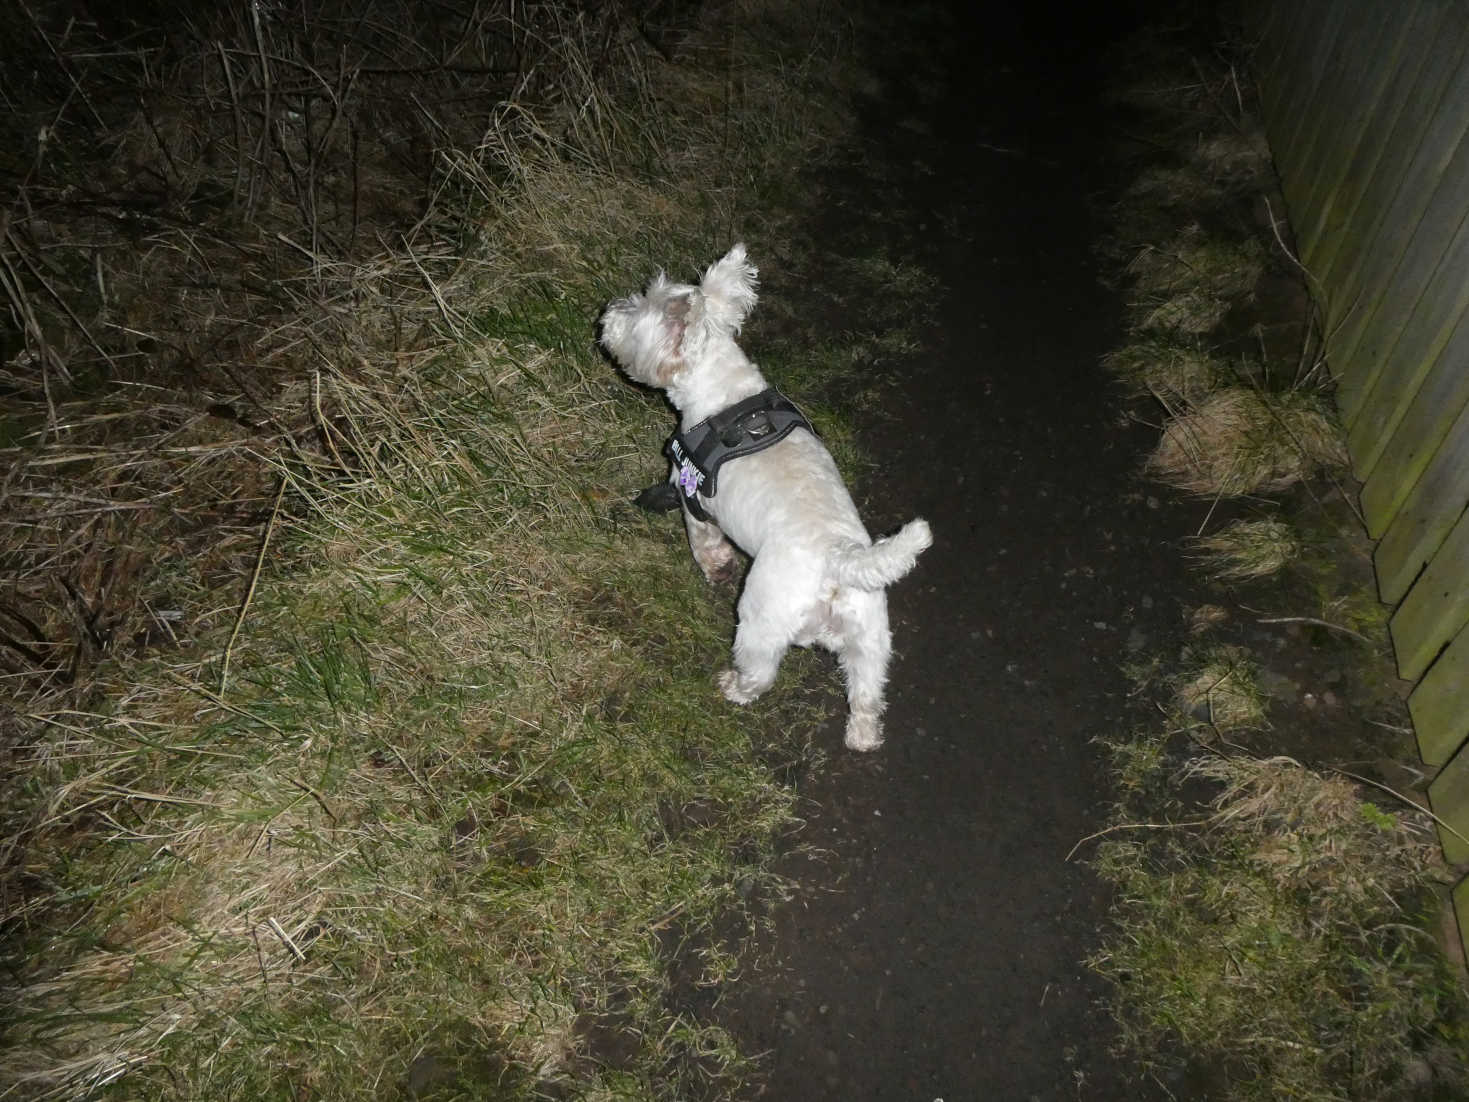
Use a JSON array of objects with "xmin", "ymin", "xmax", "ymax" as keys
[
  {"xmin": 1146, "ymin": 387, "xmax": 1348, "ymax": 497},
  {"xmin": 1125, "ymin": 226, "xmax": 1264, "ymax": 335},
  {"xmin": 1103, "ymin": 335, "xmax": 1233, "ymax": 406},
  {"xmin": 1194, "ymin": 517, "xmax": 1300, "ymax": 581},
  {"xmin": 1173, "ymin": 646, "xmax": 1267, "ymax": 732}
]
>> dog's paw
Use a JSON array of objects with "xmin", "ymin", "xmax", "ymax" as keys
[
  {"xmin": 718, "ymin": 669, "xmax": 759, "ymax": 705},
  {"xmin": 843, "ymin": 714, "xmax": 884, "ymax": 752}
]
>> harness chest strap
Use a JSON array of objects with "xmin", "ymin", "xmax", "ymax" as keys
[{"xmin": 665, "ymin": 388, "xmax": 814, "ymax": 521}]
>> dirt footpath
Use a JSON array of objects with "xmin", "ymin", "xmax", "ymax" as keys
[{"xmin": 718, "ymin": 5, "xmax": 1198, "ymax": 1099}]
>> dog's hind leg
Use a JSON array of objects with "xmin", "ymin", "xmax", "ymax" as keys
[
  {"xmin": 683, "ymin": 506, "xmax": 740, "ymax": 585},
  {"xmin": 836, "ymin": 591, "xmax": 893, "ymax": 751}
]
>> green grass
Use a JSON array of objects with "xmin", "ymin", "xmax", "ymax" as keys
[
  {"xmin": 1092, "ymin": 749, "xmax": 1469, "ymax": 1102},
  {"xmin": 7, "ymin": 295, "xmax": 827, "ymax": 1101}
]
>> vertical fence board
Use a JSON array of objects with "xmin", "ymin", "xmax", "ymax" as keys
[
  {"xmin": 1252, "ymin": 0, "xmax": 1307, "ymax": 96},
  {"xmin": 1292, "ymin": 4, "xmax": 1403, "ymax": 265},
  {"xmin": 1359, "ymin": 311, "xmax": 1469, "ymax": 538},
  {"xmin": 1345, "ymin": 127, "xmax": 1469, "ymax": 437},
  {"xmin": 1430, "ymin": 738, "xmax": 1469, "ymax": 863},
  {"xmin": 1342, "ymin": 200, "xmax": 1469, "ymax": 470},
  {"xmin": 1298, "ymin": 0, "xmax": 1433, "ymax": 268},
  {"xmin": 1372, "ymin": 392, "xmax": 1469, "ymax": 597},
  {"xmin": 1390, "ymin": 504, "xmax": 1469, "ymax": 683},
  {"xmin": 1313, "ymin": 12, "xmax": 1469, "ymax": 293},
  {"xmin": 1410, "ymin": 621, "xmax": 1469, "ymax": 767},
  {"xmin": 1316, "ymin": 17, "xmax": 1469, "ymax": 343},
  {"xmin": 1270, "ymin": 4, "xmax": 1351, "ymax": 216},
  {"xmin": 1327, "ymin": 61, "xmax": 1469, "ymax": 398}
]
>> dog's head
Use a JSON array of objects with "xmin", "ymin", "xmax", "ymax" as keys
[{"xmin": 599, "ymin": 244, "xmax": 759, "ymax": 389}]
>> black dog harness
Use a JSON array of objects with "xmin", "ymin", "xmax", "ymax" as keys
[{"xmin": 665, "ymin": 387, "xmax": 813, "ymax": 522}]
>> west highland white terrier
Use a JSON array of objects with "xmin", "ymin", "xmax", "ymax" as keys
[{"xmin": 599, "ymin": 244, "xmax": 931, "ymax": 750}]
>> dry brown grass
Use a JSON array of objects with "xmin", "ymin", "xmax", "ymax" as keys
[
  {"xmin": 1102, "ymin": 335, "xmax": 1231, "ymax": 405},
  {"xmin": 1194, "ymin": 517, "xmax": 1299, "ymax": 581},
  {"xmin": 1126, "ymin": 224, "xmax": 1263, "ymax": 334},
  {"xmin": 1174, "ymin": 645, "xmax": 1266, "ymax": 732},
  {"xmin": 0, "ymin": 0, "xmax": 806, "ymax": 705},
  {"xmin": 1147, "ymin": 387, "xmax": 1348, "ymax": 497}
]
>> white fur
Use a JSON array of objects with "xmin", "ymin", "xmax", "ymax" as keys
[{"xmin": 600, "ymin": 244, "xmax": 932, "ymax": 750}]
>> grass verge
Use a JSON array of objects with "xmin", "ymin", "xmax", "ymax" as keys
[
  {"xmin": 1093, "ymin": 746, "xmax": 1469, "ymax": 1100},
  {"xmin": 0, "ymin": 1, "xmax": 933, "ymax": 1097},
  {"xmin": 1090, "ymin": 13, "xmax": 1469, "ymax": 1100}
]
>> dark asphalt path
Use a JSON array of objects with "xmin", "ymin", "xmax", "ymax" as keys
[{"xmin": 721, "ymin": 5, "xmax": 1201, "ymax": 1100}]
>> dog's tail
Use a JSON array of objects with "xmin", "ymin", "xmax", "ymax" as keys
[{"xmin": 831, "ymin": 519, "xmax": 933, "ymax": 590}]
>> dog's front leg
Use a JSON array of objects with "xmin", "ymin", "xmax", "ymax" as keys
[
  {"xmin": 683, "ymin": 506, "xmax": 740, "ymax": 585},
  {"xmin": 718, "ymin": 620, "xmax": 786, "ymax": 704},
  {"xmin": 717, "ymin": 564, "xmax": 795, "ymax": 705}
]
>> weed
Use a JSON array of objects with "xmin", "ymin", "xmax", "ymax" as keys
[{"xmin": 1174, "ymin": 646, "xmax": 1267, "ymax": 733}]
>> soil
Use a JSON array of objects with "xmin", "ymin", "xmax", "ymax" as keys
[{"xmin": 707, "ymin": 5, "xmax": 1225, "ymax": 1099}]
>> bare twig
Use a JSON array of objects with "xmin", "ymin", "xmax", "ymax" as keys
[
  {"xmin": 1066, "ymin": 817, "xmax": 1213, "ymax": 862},
  {"xmin": 220, "ymin": 474, "xmax": 286, "ymax": 695},
  {"xmin": 1255, "ymin": 615, "xmax": 1373, "ymax": 645}
]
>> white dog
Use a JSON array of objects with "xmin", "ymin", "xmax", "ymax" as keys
[{"xmin": 599, "ymin": 243, "xmax": 931, "ymax": 750}]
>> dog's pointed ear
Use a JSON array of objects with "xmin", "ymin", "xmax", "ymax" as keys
[{"xmin": 699, "ymin": 243, "xmax": 759, "ymax": 335}]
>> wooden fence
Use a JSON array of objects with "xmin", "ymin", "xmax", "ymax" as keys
[{"xmin": 1247, "ymin": 0, "xmax": 1469, "ymax": 935}]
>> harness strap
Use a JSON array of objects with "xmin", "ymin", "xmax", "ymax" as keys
[{"xmin": 665, "ymin": 387, "xmax": 813, "ymax": 522}]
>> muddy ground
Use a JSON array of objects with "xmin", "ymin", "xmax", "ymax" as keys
[{"xmin": 708, "ymin": 4, "xmax": 1216, "ymax": 1099}]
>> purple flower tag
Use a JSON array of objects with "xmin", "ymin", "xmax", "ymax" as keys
[{"xmin": 678, "ymin": 460, "xmax": 700, "ymax": 497}]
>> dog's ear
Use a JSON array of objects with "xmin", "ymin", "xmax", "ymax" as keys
[
  {"xmin": 698, "ymin": 243, "xmax": 758, "ymax": 336},
  {"xmin": 655, "ymin": 290, "xmax": 698, "ymax": 383}
]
